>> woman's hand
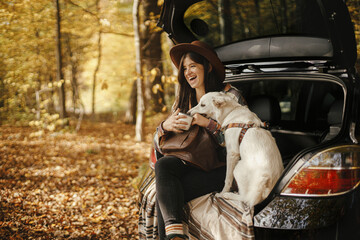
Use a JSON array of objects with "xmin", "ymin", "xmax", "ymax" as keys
[
  {"xmin": 191, "ymin": 113, "xmax": 210, "ymax": 128},
  {"xmin": 162, "ymin": 108, "xmax": 189, "ymax": 133}
]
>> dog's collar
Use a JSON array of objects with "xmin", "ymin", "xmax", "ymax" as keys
[{"xmin": 221, "ymin": 122, "xmax": 268, "ymax": 131}]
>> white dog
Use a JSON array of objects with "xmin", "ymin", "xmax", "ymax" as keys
[{"xmin": 188, "ymin": 92, "xmax": 284, "ymax": 207}]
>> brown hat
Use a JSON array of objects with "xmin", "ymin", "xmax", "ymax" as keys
[{"xmin": 170, "ymin": 41, "xmax": 225, "ymax": 82}]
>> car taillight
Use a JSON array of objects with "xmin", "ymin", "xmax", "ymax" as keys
[
  {"xmin": 149, "ymin": 147, "xmax": 157, "ymax": 169},
  {"xmin": 281, "ymin": 145, "xmax": 360, "ymax": 196}
]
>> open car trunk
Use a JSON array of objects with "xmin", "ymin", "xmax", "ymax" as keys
[
  {"xmin": 159, "ymin": 0, "xmax": 357, "ymax": 68},
  {"xmin": 138, "ymin": 0, "xmax": 360, "ymax": 238}
]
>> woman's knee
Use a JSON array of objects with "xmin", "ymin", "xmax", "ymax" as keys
[{"xmin": 155, "ymin": 156, "xmax": 184, "ymax": 175}]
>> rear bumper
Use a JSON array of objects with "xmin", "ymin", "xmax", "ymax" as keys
[
  {"xmin": 254, "ymin": 188, "xmax": 360, "ymax": 239},
  {"xmin": 254, "ymin": 225, "xmax": 337, "ymax": 240}
]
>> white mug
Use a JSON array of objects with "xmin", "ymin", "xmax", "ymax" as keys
[{"xmin": 178, "ymin": 112, "xmax": 193, "ymax": 130}]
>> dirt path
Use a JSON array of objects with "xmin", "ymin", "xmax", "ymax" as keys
[{"xmin": 0, "ymin": 119, "xmax": 162, "ymax": 239}]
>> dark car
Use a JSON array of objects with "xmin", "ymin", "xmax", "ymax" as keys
[{"xmin": 143, "ymin": 0, "xmax": 360, "ymax": 239}]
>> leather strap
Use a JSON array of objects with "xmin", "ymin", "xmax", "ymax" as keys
[{"xmin": 222, "ymin": 122, "xmax": 268, "ymax": 145}]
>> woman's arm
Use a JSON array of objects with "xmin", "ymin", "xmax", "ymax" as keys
[
  {"xmin": 191, "ymin": 113, "xmax": 224, "ymax": 145},
  {"xmin": 154, "ymin": 108, "xmax": 189, "ymax": 152},
  {"xmin": 162, "ymin": 108, "xmax": 190, "ymax": 133}
]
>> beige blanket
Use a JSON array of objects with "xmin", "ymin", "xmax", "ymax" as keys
[{"xmin": 138, "ymin": 172, "xmax": 254, "ymax": 240}]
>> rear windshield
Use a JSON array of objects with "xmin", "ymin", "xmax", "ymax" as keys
[{"xmin": 184, "ymin": 0, "xmax": 329, "ymax": 47}]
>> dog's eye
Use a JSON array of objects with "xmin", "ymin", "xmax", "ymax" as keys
[{"xmin": 200, "ymin": 104, "xmax": 205, "ymax": 107}]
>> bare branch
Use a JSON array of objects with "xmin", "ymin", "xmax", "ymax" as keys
[
  {"xmin": 102, "ymin": 31, "xmax": 134, "ymax": 37},
  {"xmin": 65, "ymin": 0, "xmax": 133, "ymax": 38},
  {"xmin": 65, "ymin": 0, "xmax": 99, "ymax": 20}
]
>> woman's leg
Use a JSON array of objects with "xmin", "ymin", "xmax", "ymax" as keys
[
  {"xmin": 155, "ymin": 156, "xmax": 188, "ymax": 239},
  {"xmin": 155, "ymin": 156, "xmax": 226, "ymax": 239},
  {"xmin": 156, "ymin": 200, "xmax": 166, "ymax": 239},
  {"xmin": 181, "ymin": 165, "xmax": 226, "ymax": 202}
]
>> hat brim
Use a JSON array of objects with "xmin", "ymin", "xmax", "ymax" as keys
[{"xmin": 170, "ymin": 43, "xmax": 225, "ymax": 82}]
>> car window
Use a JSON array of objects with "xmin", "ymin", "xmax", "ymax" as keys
[
  {"xmin": 232, "ymin": 79, "xmax": 344, "ymax": 132},
  {"xmin": 184, "ymin": 0, "xmax": 329, "ymax": 47}
]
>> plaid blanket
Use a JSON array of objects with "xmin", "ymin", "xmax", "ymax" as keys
[{"xmin": 138, "ymin": 170, "xmax": 255, "ymax": 240}]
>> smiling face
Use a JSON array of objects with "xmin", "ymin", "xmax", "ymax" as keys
[
  {"xmin": 175, "ymin": 51, "xmax": 217, "ymax": 113},
  {"xmin": 182, "ymin": 54, "xmax": 206, "ymax": 92}
]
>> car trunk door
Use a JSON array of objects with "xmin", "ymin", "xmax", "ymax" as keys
[{"xmin": 158, "ymin": 0, "xmax": 357, "ymax": 68}]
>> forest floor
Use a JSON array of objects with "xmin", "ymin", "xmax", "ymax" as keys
[{"xmin": 0, "ymin": 116, "xmax": 165, "ymax": 239}]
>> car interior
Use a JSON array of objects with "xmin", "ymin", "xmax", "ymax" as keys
[{"xmin": 232, "ymin": 79, "xmax": 345, "ymax": 167}]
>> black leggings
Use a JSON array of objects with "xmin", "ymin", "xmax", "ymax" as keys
[{"xmin": 155, "ymin": 156, "xmax": 226, "ymax": 239}]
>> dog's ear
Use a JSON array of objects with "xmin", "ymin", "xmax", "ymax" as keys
[
  {"xmin": 226, "ymin": 92, "xmax": 237, "ymax": 101},
  {"xmin": 212, "ymin": 96, "xmax": 227, "ymax": 108}
]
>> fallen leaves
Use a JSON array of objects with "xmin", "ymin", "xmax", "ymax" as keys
[{"xmin": 0, "ymin": 119, "xmax": 159, "ymax": 239}]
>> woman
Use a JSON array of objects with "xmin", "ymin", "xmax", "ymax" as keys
[{"xmin": 154, "ymin": 41, "xmax": 244, "ymax": 240}]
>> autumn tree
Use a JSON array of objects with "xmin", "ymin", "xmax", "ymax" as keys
[
  {"xmin": 142, "ymin": 0, "xmax": 166, "ymax": 113},
  {"xmin": 0, "ymin": 0, "xmax": 134, "ymax": 127},
  {"xmin": 65, "ymin": 0, "xmax": 134, "ymax": 118},
  {"xmin": 54, "ymin": 0, "xmax": 67, "ymax": 119},
  {"xmin": 133, "ymin": 0, "xmax": 145, "ymax": 141},
  {"xmin": 0, "ymin": 1, "xmax": 57, "ymax": 124},
  {"xmin": 62, "ymin": 1, "xmax": 98, "ymax": 115},
  {"xmin": 124, "ymin": 0, "xmax": 165, "ymax": 124},
  {"xmin": 347, "ymin": 0, "xmax": 360, "ymax": 72}
]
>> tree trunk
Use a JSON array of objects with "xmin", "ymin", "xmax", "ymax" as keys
[
  {"xmin": 167, "ymin": 38, "xmax": 179, "ymax": 103},
  {"xmin": 218, "ymin": 0, "xmax": 232, "ymax": 44},
  {"xmin": 124, "ymin": 80, "xmax": 137, "ymax": 124},
  {"xmin": 142, "ymin": 0, "xmax": 165, "ymax": 113},
  {"xmin": 0, "ymin": 76, "xmax": 4, "ymax": 125},
  {"xmin": 92, "ymin": 0, "xmax": 102, "ymax": 116},
  {"xmin": 280, "ymin": 0, "xmax": 288, "ymax": 33},
  {"xmin": 54, "ymin": 0, "xmax": 67, "ymax": 118},
  {"xmin": 64, "ymin": 33, "xmax": 79, "ymax": 112},
  {"xmin": 47, "ymin": 74, "xmax": 56, "ymax": 114},
  {"xmin": 133, "ymin": 0, "xmax": 145, "ymax": 141},
  {"xmin": 254, "ymin": 0, "xmax": 262, "ymax": 34}
]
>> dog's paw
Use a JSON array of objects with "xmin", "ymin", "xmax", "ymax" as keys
[
  {"xmin": 217, "ymin": 192, "xmax": 242, "ymax": 202},
  {"xmin": 221, "ymin": 185, "xmax": 231, "ymax": 193},
  {"xmin": 217, "ymin": 192, "xmax": 233, "ymax": 198}
]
